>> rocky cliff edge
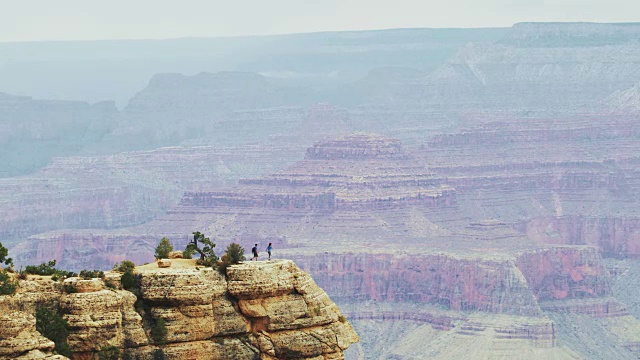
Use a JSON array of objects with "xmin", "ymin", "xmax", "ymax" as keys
[{"xmin": 0, "ymin": 259, "xmax": 358, "ymax": 360}]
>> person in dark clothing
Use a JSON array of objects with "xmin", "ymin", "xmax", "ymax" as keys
[
  {"xmin": 251, "ymin": 244, "xmax": 259, "ymax": 261},
  {"xmin": 267, "ymin": 243, "xmax": 273, "ymax": 260}
]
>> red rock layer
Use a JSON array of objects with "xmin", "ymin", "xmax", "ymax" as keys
[
  {"xmin": 522, "ymin": 216, "xmax": 640, "ymax": 257},
  {"xmin": 516, "ymin": 246, "xmax": 611, "ymax": 301},
  {"xmin": 291, "ymin": 252, "xmax": 542, "ymax": 317}
]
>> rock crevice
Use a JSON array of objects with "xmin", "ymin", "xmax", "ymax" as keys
[{"xmin": 0, "ymin": 259, "xmax": 358, "ymax": 360}]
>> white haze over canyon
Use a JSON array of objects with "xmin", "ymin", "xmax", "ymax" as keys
[{"xmin": 2, "ymin": 0, "xmax": 640, "ymax": 41}]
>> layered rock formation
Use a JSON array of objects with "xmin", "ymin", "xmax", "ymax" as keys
[
  {"xmin": 0, "ymin": 92, "xmax": 118, "ymax": 178},
  {"xmin": 1, "ymin": 142, "xmax": 302, "ymax": 253},
  {"xmin": 0, "ymin": 311, "xmax": 66, "ymax": 360},
  {"xmin": 15, "ymin": 131, "xmax": 640, "ymax": 358},
  {"xmin": 4, "ymin": 22, "xmax": 640, "ymax": 360},
  {"xmin": 5, "ymin": 23, "xmax": 640, "ymax": 252},
  {"xmin": 0, "ymin": 259, "xmax": 358, "ymax": 360},
  {"xmin": 500, "ymin": 22, "xmax": 640, "ymax": 47},
  {"xmin": 427, "ymin": 23, "xmax": 640, "ymax": 115}
]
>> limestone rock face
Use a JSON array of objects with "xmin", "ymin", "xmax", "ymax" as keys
[
  {"xmin": 0, "ymin": 260, "xmax": 358, "ymax": 360},
  {"xmin": 0, "ymin": 279, "xmax": 61, "ymax": 314},
  {"xmin": 63, "ymin": 278, "xmax": 104, "ymax": 293},
  {"xmin": 0, "ymin": 311, "xmax": 68, "ymax": 360},
  {"xmin": 59, "ymin": 289, "xmax": 146, "ymax": 353}
]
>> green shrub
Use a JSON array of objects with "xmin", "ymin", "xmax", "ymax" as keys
[
  {"xmin": 0, "ymin": 241, "xmax": 13, "ymax": 268},
  {"xmin": 122, "ymin": 348, "xmax": 139, "ymax": 360},
  {"xmin": 154, "ymin": 238, "xmax": 173, "ymax": 260},
  {"xmin": 195, "ymin": 258, "xmax": 215, "ymax": 267},
  {"xmin": 97, "ymin": 345, "xmax": 121, "ymax": 360},
  {"xmin": 182, "ymin": 247, "xmax": 195, "ymax": 259},
  {"xmin": 218, "ymin": 243, "xmax": 246, "ymax": 275},
  {"xmin": 63, "ymin": 283, "xmax": 77, "ymax": 294},
  {"xmin": 225, "ymin": 243, "xmax": 246, "ymax": 264},
  {"xmin": 25, "ymin": 261, "xmax": 77, "ymax": 282},
  {"xmin": 17, "ymin": 268, "xmax": 28, "ymax": 280},
  {"xmin": 56, "ymin": 343, "xmax": 73, "ymax": 357},
  {"xmin": 120, "ymin": 271, "xmax": 137, "ymax": 291},
  {"xmin": 152, "ymin": 349, "xmax": 166, "ymax": 360},
  {"xmin": 113, "ymin": 260, "xmax": 136, "ymax": 273},
  {"xmin": 0, "ymin": 269, "xmax": 17, "ymax": 295},
  {"xmin": 25, "ymin": 260, "xmax": 57, "ymax": 276},
  {"xmin": 35, "ymin": 307, "xmax": 72, "ymax": 357},
  {"xmin": 150, "ymin": 318, "xmax": 168, "ymax": 345},
  {"xmin": 217, "ymin": 254, "xmax": 230, "ymax": 274},
  {"xmin": 78, "ymin": 270, "xmax": 105, "ymax": 279},
  {"xmin": 53, "ymin": 270, "xmax": 77, "ymax": 281},
  {"xmin": 105, "ymin": 279, "xmax": 117, "ymax": 289}
]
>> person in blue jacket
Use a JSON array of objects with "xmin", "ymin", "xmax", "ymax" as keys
[{"xmin": 267, "ymin": 243, "xmax": 273, "ymax": 260}]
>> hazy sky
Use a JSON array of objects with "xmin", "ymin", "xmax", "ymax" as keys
[{"xmin": 3, "ymin": 0, "xmax": 639, "ymax": 42}]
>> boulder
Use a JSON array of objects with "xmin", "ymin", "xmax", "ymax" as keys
[{"xmin": 63, "ymin": 278, "xmax": 103, "ymax": 293}]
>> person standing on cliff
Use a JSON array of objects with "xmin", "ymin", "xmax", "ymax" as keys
[
  {"xmin": 267, "ymin": 243, "xmax": 273, "ymax": 260},
  {"xmin": 251, "ymin": 244, "xmax": 259, "ymax": 261}
]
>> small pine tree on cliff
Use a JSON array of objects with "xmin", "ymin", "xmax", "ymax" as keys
[
  {"xmin": 154, "ymin": 237, "xmax": 173, "ymax": 259},
  {"xmin": 185, "ymin": 232, "xmax": 218, "ymax": 266},
  {"xmin": 35, "ymin": 307, "xmax": 72, "ymax": 357},
  {"xmin": 113, "ymin": 260, "xmax": 135, "ymax": 273},
  {"xmin": 0, "ymin": 270, "xmax": 17, "ymax": 295},
  {"xmin": 0, "ymin": 242, "xmax": 17, "ymax": 295},
  {"xmin": 0, "ymin": 242, "xmax": 13, "ymax": 268}
]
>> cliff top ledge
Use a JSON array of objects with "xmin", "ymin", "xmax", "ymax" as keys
[{"xmin": 0, "ymin": 259, "xmax": 358, "ymax": 360}]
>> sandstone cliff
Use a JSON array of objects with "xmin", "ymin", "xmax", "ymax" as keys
[{"xmin": 0, "ymin": 260, "xmax": 358, "ymax": 360}]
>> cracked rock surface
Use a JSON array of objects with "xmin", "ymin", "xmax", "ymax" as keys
[{"xmin": 0, "ymin": 259, "xmax": 358, "ymax": 360}]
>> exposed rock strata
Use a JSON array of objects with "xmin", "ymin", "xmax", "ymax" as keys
[
  {"xmin": 11, "ymin": 129, "xmax": 640, "ymax": 359},
  {"xmin": 0, "ymin": 311, "xmax": 67, "ymax": 360},
  {"xmin": 0, "ymin": 260, "xmax": 358, "ymax": 360}
]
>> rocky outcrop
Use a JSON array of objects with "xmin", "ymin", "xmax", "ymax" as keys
[
  {"xmin": 61, "ymin": 289, "xmax": 147, "ymax": 355},
  {"xmin": 180, "ymin": 135, "xmax": 455, "ymax": 214},
  {"xmin": 522, "ymin": 216, "xmax": 640, "ymax": 258},
  {"xmin": 292, "ymin": 252, "xmax": 542, "ymax": 317},
  {"xmin": 0, "ymin": 311, "xmax": 68, "ymax": 360},
  {"xmin": 8, "ymin": 119, "xmax": 640, "ymax": 360},
  {"xmin": 1, "ymin": 142, "xmax": 300, "ymax": 257},
  {"xmin": 0, "ymin": 260, "xmax": 358, "ymax": 360},
  {"xmin": 516, "ymin": 246, "xmax": 611, "ymax": 301}
]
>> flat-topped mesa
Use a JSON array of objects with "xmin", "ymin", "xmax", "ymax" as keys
[
  {"xmin": 0, "ymin": 259, "xmax": 358, "ymax": 360},
  {"xmin": 305, "ymin": 134, "xmax": 405, "ymax": 160},
  {"xmin": 180, "ymin": 134, "xmax": 456, "ymax": 211},
  {"xmin": 501, "ymin": 22, "xmax": 640, "ymax": 47}
]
